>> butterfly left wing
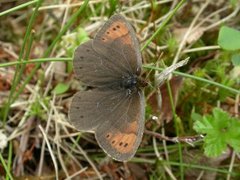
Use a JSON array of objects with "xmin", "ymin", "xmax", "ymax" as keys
[
  {"xmin": 93, "ymin": 14, "xmax": 142, "ymax": 76},
  {"xmin": 69, "ymin": 89, "xmax": 132, "ymax": 131},
  {"xmin": 73, "ymin": 40, "xmax": 130, "ymax": 88},
  {"xmin": 95, "ymin": 90, "xmax": 145, "ymax": 161}
]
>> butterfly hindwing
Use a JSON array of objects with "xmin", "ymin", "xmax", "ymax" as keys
[
  {"xmin": 69, "ymin": 89, "xmax": 129, "ymax": 131},
  {"xmin": 95, "ymin": 90, "xmax": 145, "ymax": 161}
]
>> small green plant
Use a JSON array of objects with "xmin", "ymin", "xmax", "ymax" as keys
[
  {"xmin": 218, "ymin": 26, "xmax": 240, "ymax": 51},
  {"xmin": 192, "ymin": 108, "xmax": 240, "ymax": 157},
  {"xmin": 52, "ymin": 83, "xmax": 70, "ymax": 95},
  {"xmin": 218, "ymin": 26, "xmax": 240, "ymax": 68},
  {"xmin": 231, "ymin": 54, "xmax": 240, "ymax": 66}
]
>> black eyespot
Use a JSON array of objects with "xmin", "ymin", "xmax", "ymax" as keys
[
  {"xmin": 102, "ymin": 38, "xmax": 105, "ymax": 41},
  {"xmin": 76, "ymin": 107, "xmax": 80, "ymax": 109},
  {"xmin": 80, "ymin": 115, "xmax": 84, "ymax": 118},
  {"xmin": 80, "ymin": 56, "xmax": 84, "ymax": 59},
  {"xmin": 113, "ymin": 27, "xmax": 116, "ymax": 31},
  {"xmin": 116, "ymin": 25, "xmax": 120, "ymax": 28},
  {"xmin": 86, "ymin": 49, "xmax": 90, "ymax": 52},
  {"xmin": 107, "ymin": 31, "xmax": 110, "ymax": 34},
  {"xmin": 119, "ymin": 142, "xmax": 123, "ymax": 146},
  {"xmin": 79, "ymin": 67, "xmax": 82, "ymax": 69},
  {"xmin": 124, "ymin": 143, "xmax": 128, "ymax": 147},
  {"xmin": 112, "ymin": 140, "xmax": 115, "ymax": 144},
  {"xmin": 106, "ymin": 134, "xmax": 110, "ymax": 138}
]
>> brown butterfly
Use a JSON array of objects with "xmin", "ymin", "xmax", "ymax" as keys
[{"xmin": 69, "ymin": 14, "xmax": 145, "ymax": 161}]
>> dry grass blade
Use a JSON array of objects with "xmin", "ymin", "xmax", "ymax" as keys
[{"xmin": 39, "ymin": 125, "xmax": 59, "ymax": 180}]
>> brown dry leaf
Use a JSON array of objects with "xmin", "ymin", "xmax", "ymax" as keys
[
  {"xmin": 74, "ymin": 168, "xmax": 102, "ymax": 179},
  {"xmin": 53, "ymin": 62, "xmax": 67, "ymax": 82},
  {"xmin": 148, "ymin": 76, "xmax": 183, "ymax": 123},
  {"xmin": 0, "ymin": 47, "xmax": 10, "ymax": 59},
  {"xmin": 24, "ymin": 64, "xmax": 36, "ymax": 75},
  {"xmin": 173, "ymin": 27, "xmax": 205, "ymax": 44},
  {"xmin": 0, "ymin": 74, "xmax": 11, "ymax": 91},
  {"xmin": 0, "ymin": 164, "xmax": 6, "ymax": 177},
  {"xmin": 37, "ymin": 160, "xmax": 56, "ymax": 178},
  {"xmin": 0, "ymin": 0, "xmax": 28, "ymax": 12},
  {"xmin": 22, "ymin": 142, "xmax": 35, "ymax": 163},
  {"xmin": 127, "ymin": 163, "xmax": 147, "ymax": 180},
  {"xmin": 100, "ymin": 162, "xmax": 119, "ymax": 179},
  {"xmin": 14, "ymin": 175, "xmax": 55, "ymax": 180},
  {"xmin": 64, "ymin": 159, "xmax": 86, "ymax": 179}
]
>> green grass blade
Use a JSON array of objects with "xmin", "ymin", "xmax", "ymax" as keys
[
  {"xmin": 0, "ymin": 0, "xmax": 38, "ymax": 17},
  {"xmin": 0, "ymin": 58, "xmax": 72, "ymax": 68},
  {"xmin": 6, "ymin": 142, "xmax": 13, "ymax": 180},
  {"xmin": 6, "ymin": 0, "xmax": 89, "ymax": 117},
  {"xmin": 1, "ymin": 58, "xmax": 239, "ymax": 95},
  {"xmin": 144, "ymin": 65, "xmax": 240, "ymax": 95},
  {"xmin": 166, "ymin": 81, "xmax": 184, "ymax": 179},
  {"xmin": 0, "ymin": 153, "xmax": 13, "ymax": 180},
  {"xmin": 141, "ymin": 0, "xmax": 186, "ymax": 51},
  {"xmin": 43, "ymin": 0, "xmax": 90, "ymax": 57},
  {"xmin": 3, "ymin": 0, "xmax": 43, "ymax": 124}
]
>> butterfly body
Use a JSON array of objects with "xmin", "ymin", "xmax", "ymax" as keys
[{"xmin": 69, "ymin": 14, "xmax": 145, "ymax": 161}]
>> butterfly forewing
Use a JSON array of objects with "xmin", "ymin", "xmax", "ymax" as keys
[
  {"xmin": 74, "ymin": 40, "xmax": 130, "ymax": 87},
  {"xmin": 93, "ymin": 14, "xmax": 142, "ymax": 75}
]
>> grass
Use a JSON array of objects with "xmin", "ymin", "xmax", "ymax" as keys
[{"xmin": 0, "ymin": 0, "xmax": 240, "ymax": 179}]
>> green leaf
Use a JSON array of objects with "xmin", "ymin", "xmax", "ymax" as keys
[
  {"xmin": 61, "ymin": 27, "xmax": 90, "ymax": 57},
  {"xmin": 218, "ymin": 26, "xmax": 240, "ymax": 51},
  {"xmin": 226, "ymin": 118, "xmax": 240, "ymax": 152},
  {"xmin": 193, "ymin": 108, "xmax": 240, "ymax": 157},
  {"xmin": 191, "ymin": 112, "xmax": 202, "ymax": 122},
  {"xmin": 108, "ymin": 0, "xmax": 117, "ymax": 16},
  {"xmin": 230, "ymin": 0, "xmax": 238, "ymax": 6},
  {"xmin": 204, "ymin": 134, "xmax": 227, "ymax": 157},
  {"xmin": 53, "ymin": 83, "xmax": 69, "ymax": 95},
  {"xmin": 77, "ymin": 28, "xmax": 90, "ymax": 44},
  {"xmin": 212, "ymin": 108, "xmax": 229, "ymax": 129},
  {"xmin": 193, "ymin": 115, "xmax": 214, "ymax": 134},
  {"xmin": 231, "ymin": 54, "xmax": 240, "ymax": 66}
]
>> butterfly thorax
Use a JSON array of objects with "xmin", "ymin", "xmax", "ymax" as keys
[
  {"xmin": 121, "ymin": 75, "xmax": 147, "ymax": 90},
  {"xmin": 121, "ymin": 75, "xmax": 137, "ymax": 89}
]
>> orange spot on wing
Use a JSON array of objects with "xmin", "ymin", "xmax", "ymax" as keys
[
  {"xmin": 120, "ymin": 34, "xmax": 132, "ymax": 45},
  {"xmin": 111, "ymin": 132, "xmax": 137, "ymax": 153},
  {"xmin": 106, "ymin": 121, "xmax": 138, "ymax": 153},
  {"xmin": 103, "ymin": 21, "xmax": 132, "ymax": 45},
  {"xmin": 125, "ymin": 121, "xmax": 138, "ymax": 134}
]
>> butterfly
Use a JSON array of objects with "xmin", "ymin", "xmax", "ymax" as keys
[{"xmin": 69, "ymin": 14, "xmax": 145, "ymax": 161}]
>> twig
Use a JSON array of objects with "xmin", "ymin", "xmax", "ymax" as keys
[{"xmin": 145, "ymin": 129, "xmax": 203, "ymax": 146}]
